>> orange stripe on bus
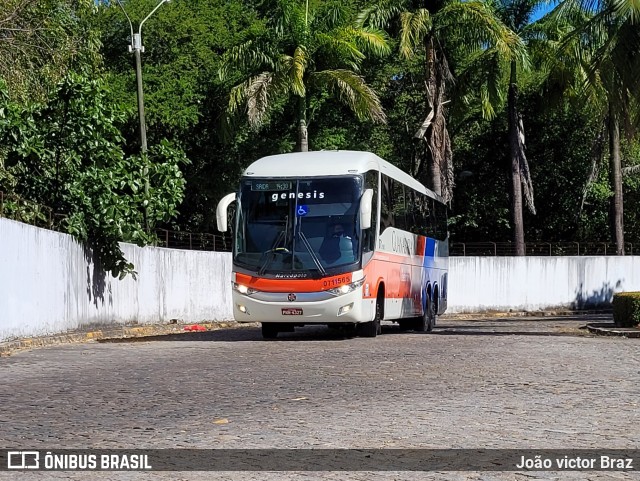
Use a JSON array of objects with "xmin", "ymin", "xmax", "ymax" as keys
[
  {"xmin": 363, "ymin": 251, "xmax": 424, "ymax": 301},
  {"xmin": 235, "ymin": 272, "xmax": 353, "ymax": 293}
]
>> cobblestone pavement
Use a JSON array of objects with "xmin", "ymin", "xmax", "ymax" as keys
[{"xmin": 1, "ymin": 315, "xmax": 638, "ymax": 481}]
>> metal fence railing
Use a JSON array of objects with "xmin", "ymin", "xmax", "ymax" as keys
[
  {"xmin": 154, "ymin": 237, "xmax": 636, "ymax": 256},
  {"xmin": 2, "ymin": 193, "xmax": 634, "ymax": 256},
  {"xmin": 0, "ymin": 191, "xmax": 66, "ymax": 231},
  {"xmin": 155, "ymin": 228, "xmax": 232, "ymax": 252},
  {"xmin": 0, "ymin": 191, "xmax": 234, "ymax": 251},
  {"xmin": 449, "ymin": 241, "xmax": 635, "ymax": 256}
]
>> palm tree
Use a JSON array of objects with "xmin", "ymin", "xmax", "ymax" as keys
[
  {"xmin": 219, "ymin": 0, "xmax": 391, "ymax": 151},
  {"xmin": 554, "ymin": 0, "xmax": 640, "ymax": 254},
  {"xmin": 460, "ymin": 0, "xmax": 549, "ymax": 255},
  {"xmin": 357, "ymin": 0, "xmax": 524, "ymax": 201}
]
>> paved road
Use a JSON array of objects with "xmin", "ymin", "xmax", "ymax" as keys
[{"xmin": 1, "ymin": 315, "xmax": 638, "ymax": 480}]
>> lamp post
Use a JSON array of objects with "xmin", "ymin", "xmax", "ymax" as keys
[
  {"xmin": 115, "ymin": 0, "xmax": 170, "ymax": 230},
  {"xmin": 115, "ymin": 0, "xmax": 170, "ymax": 154}
]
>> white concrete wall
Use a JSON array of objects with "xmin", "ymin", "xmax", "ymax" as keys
[
  {"xmin": 0, "ymin": 218, "xmax": 234, "ymax": 341},
  {"xmin": 448, "ymin": 256, "xmax": 640, "ymax": 313},
  {"xmin": 2, "ymin": 217, "xmax": 640, "ymax": 341}
]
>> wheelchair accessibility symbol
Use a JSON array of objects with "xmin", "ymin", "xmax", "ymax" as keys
[{"xmin": 297, "ymin": 205, "xmax": 309, "ymax": 216}]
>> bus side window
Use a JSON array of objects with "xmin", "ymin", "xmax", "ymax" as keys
[
  {"xmin": 380, "ymin": 175, "xmax": 394, "ymax": 232},
  {"xmin": 413, "ymin": 192, "xmax": 430, "ymax": 237},
  {"xmin": 435, "ymin": 200, "xmax": 448, "ymax": 240},
  {"xmin": 362, "ymin": 170, "xmax": 378, "ymax": 255},
  {"xmin": 393, "ymin": 181, "xmax": 407, "ymax": 231},
  {"xmin": 429, "ymin": 199, "xmax": 438, "ymax": 238},
  {"xmin": 406, "ymin": 190, "xmax": 417, "ymax": 234}
]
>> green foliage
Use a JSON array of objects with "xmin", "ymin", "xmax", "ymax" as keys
[
  {"xmin": 43, "ymin": 0, "xmax": 640, "ymax": 252},
  {"xmin": 0, "ymin": 0, "xmax": 100, "ymax": 101},
  {"xmin": 0, "ymin": 191, "xmax": 54, "ymax": 228},
  {"xmin": 91, "ymin": 0, "xmax": 269, "ymax": 231},
  {"xmin": 612, "ymin": 292, "xmax": 640, "ymax": 327},
  {"xmin": 0, "ymin": 74, "xmax": 187, "ymax": 278},
  {"xmin": 552, "ymin": 0, "xmax": 640, "ymax": 250},
  {"xmin": 448, "ymin": 86, "xmax": 612, "ymax": 242},
  {"xmin": 93, "ymin": 0, "xmax": 266, "ymax": 141},
  {"xmin": 219, "ymin": 0, "xmax": 390, "ymax": 147},
  {"xmin": 622, "ymin": 140, "xmax": 640, "ymax": 240}
]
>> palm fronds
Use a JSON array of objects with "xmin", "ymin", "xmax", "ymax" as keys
[{"xmin": 310, "ymin": 69, "xmax": 386, "ymax": 124}]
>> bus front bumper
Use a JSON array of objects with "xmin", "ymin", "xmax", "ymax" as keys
[{"xmin": 231, "ymin": 290, "xmax": 374, "ymax": 325}]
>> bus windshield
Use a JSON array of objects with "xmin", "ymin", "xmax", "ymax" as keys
[{"xmin": 234, "ymin": 176, "xmax": 363, "ymax": 276}]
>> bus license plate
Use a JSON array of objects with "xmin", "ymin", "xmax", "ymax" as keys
[{"xmin": 282, "ymin": 308, "xmax": 303, "ymax": 315}]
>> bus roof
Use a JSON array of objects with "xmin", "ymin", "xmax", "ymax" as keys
[{"xmin": 242, "ymin": 150, "xmax": 442, "ymax": 202}]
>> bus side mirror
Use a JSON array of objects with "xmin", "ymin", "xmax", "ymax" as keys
[
  {"xmin": 360, "ymin": 188, "xmax": 374, "ymax": 230},
  {"xmin": 216, "ymin": 193, "xmax": 236, "ymax": 232}
]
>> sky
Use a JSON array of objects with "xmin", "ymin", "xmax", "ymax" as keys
[{"xmin": 530, "ymin": 0, "xmax": 559, "ymax": 22}]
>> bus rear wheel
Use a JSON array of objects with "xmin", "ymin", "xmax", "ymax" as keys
[
  {"xmin": 415, "ymin": 296, "xmax": 435, "ymax": 333},
  {"xmin": 261, "ymin": 323, "xmax": 279, "ymax": 339}
]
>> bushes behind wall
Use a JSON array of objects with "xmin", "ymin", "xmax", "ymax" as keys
[{"xmin": 612, "ymin": 292, "xmax": 640, "ymax": 327}]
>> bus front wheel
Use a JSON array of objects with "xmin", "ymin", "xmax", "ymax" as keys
[{"xmin": 358, "ymin": 299, "xmax": 382, "ymax": 338}]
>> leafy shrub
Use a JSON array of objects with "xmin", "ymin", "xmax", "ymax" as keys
[
  {"xmin": 612, "ymin": 292, "xmax": 640, "ymax": 327},
  {"xmin": 0, "ymin": 74, "xmax": 187, "ymax": 278}
]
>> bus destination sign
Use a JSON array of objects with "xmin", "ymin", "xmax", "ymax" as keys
[{"xmin": 251, "ymin": 181, "xmax": 292, "ymax": 191}]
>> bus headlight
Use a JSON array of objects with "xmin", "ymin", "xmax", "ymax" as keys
[
  {"xmin": 326, "ymin": 278, "xmax": 365, "ymax": 297},
  {"xmin": 338, "ymin": 303, "xmax": 354, "ymax": 316},
  {"xmin": 233, "ymin": 282, "xmax": 257, "ymax": 296}
]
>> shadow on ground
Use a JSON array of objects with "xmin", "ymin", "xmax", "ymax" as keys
[{"xmin": 99, "ymin": 315, "xmax": 606, "ymax": 343}]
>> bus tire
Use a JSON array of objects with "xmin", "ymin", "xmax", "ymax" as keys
[
  {"xmin": 342, "ymin": 324, "xmax": 357, "ymax": 339},
  {"xmin": 430, "ymin": 290, "xmax": 438, "ymax": 328},
  {"xmin": 416, "ymin": 296, "xmax": 435, "ymax": 333},
  {"xmin": 261, "ymin": 323, "xmax": 279, "ymax": 339},
  {"xmin": 358, "ymin": 299, "xmax": 382, "ymax": 338},
  {"xmin": 426, "ymin": 295, "xmax": 436, "ymax": 332}
]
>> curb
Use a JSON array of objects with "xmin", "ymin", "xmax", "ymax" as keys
[
  {"xmin": 0, "ymin": 321, "xmax": 255, "ymax": 357},
  {"xmin": 586, "ymin": 323, "xmax": 640, "ymax": 338}
]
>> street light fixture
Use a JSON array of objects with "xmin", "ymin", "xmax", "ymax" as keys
[
  {"xmin": 115, "ymin": 0, "xmax": 170, "ymax": 231},
  {"xmin": 115, "ymin": 0, "xmax": 170, "ymax": 154}
]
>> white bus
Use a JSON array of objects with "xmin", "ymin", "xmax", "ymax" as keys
[{"xmin": 217, "ymin": 150, "xmax": 448, "ymax": 339}]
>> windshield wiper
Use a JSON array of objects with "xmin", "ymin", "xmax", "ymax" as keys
[
  {"xmin": 297, "ymin": 230, "xmax": 326, "ymax": 276},
  {"xmin": 258, "ymin": 216, "xmax": 289, "ymax": 275}
]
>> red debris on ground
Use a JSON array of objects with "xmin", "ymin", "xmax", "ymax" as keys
[{"xmin": 184, "ymin": 324, "xmax": 207, "ymax": 332}]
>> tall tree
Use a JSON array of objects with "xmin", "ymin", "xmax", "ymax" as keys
[
  {"xmin": 358, "ymin": 0, "xmax": 524, "ymax": 201},
  {"xmin": 555, "ymin": 0, "xmax": 640, "ymax": 254},
  {"xmin": 496, "ymin": 0, "xmax": 541, "ymax": 255},
  {"xmin": 219, "ymin": 0, "xmax": 390, "ymax": 152},
  {"xmin": 459, "ymin": 0, "xmax": 549, "ymax": 254}
]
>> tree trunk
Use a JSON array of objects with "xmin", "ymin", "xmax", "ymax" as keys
[
  {"xmin": 508, "ymin": 61, "xmax": 525, "ymax": 256},
  {"xmin": 425, "ymin": 37, "xmax": 441, "ymax": 196},
  {"xmin": 296, "ymin": 96, "xmax": 308, "ymax": 152},
  {"xmin": 608, "ymin": 105, "xmax": 624, "ymax": 255},
  {"xmin": 414, "ymin": 35, "xmax": 453, "ymax": 201}
]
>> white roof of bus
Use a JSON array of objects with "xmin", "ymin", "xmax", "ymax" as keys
[{"xmin": 242, "ymin": 150, "xmax": 441, "ymax": 201}]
